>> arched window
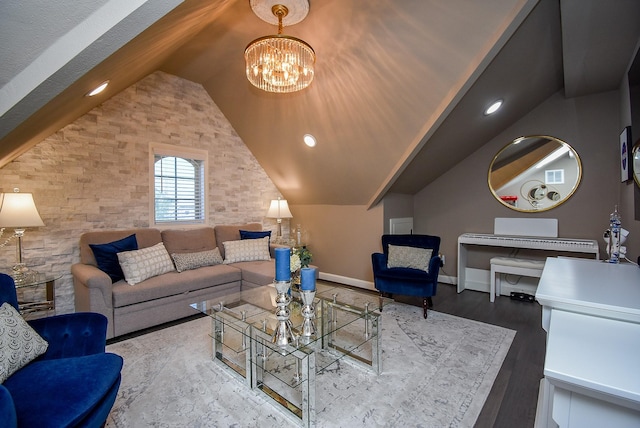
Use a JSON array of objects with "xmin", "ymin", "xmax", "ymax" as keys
[{"xmin": 151, "ymin": 144, "xmax": 207, "ymax": 224}]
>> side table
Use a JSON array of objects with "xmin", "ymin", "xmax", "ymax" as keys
[{"xmin": 5, "ymin": 271, "xmax": 62, "ymax": 319}]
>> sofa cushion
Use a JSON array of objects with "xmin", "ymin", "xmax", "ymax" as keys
[
  {"xmin": 3, "ymin": 353, "xmax": 123, "ymax": 427},
  {"xmin": 161, "ymin": 227, "xmax": 217, "ymax": 255},
  {"xmin": 171, "ymin": 248, "xmax": 223, "ymax": 272},
  {"xmin": 117, "ymin": 243, "xmax": 175, "ymax": 285},
  {"xmin": 230, "ymin": 260, "xmax": 276, "ymax": 286},
  {"xmin": 387, "ymin": 244, "xmax": 433, "ymax": 272},
  {"xmin": 0, "ymin": 303, "xmax": 49, "ymax": 383},
  {"xmin": 240, "ymin": 229, "xmax": 271, "ymax": 245},
  {"xmin": 89, "ymin": 234, "xmax": 138, "ymax": 283},
  {"xmin": 223, "ymin": 236, "xmax": 271, "ymax": 264},
  {"xmin": 214, "ymin": 223, "xmax": 262, "ymax": 259},
  {"xmin": 111, "ymin": 264, "xmax": 242, "ymax": 308}
]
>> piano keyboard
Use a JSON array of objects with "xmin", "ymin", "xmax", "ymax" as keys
[{"xmin": 459, "ymin": 233, "xmax": 600, "ymax": 253}]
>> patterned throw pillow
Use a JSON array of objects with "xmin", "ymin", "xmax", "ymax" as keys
[
  {"xmin": 117, "ymin": 243, "xmax": 175, "ymax": 285},
  {"xmin": 223, "ymin": 236, "xmax": 271, "ymax": 264},
  {"xmin": 171, "ymin": 248, "xmax": 223, "ymax": 272},
  {"xmin": 387, "ymin": 245, "xmax": 433, "ymax": 272},
  {"xmin": 0, "ymin": 302, "xmax": 49, "ymax": 383}
]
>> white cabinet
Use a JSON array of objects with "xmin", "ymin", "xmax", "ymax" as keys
[{"xmin": 535, "ymin": 258, "xmax": 640, "ymax": 428}]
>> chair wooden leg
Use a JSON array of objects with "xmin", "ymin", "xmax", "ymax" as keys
[{"xmin": 423, "ymin": 297, "xmax": 434, "ymax": 319}]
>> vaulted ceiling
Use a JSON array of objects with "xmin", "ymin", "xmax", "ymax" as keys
[{"xmin": 1, "ymin": 0, "xmax": 639, "ymax": 207}]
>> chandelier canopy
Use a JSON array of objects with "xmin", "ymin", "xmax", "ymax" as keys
[{"xmin": 245, "ymin": 1, "xmax": 315, "ymax": 93}]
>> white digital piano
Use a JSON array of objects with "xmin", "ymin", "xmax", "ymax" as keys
[{"xmin": 457, "ymin": 218, "xmax": 599, "ymax": 294}]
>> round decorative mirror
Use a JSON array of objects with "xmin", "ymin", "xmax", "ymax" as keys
[
  {"xmin": 633, "ymin": 141, "xmax": 640, "ymax": 188},
  {"xmin": 488, "ymin": 135, "xmax": 582, "ymax": 212}
]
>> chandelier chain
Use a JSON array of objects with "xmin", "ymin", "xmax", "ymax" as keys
[{"xmin": 272, "ymin": 5, "xmax": 288, "ymax": 35}]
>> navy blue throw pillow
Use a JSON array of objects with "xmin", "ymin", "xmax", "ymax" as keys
[
  {"xmin": 89, "ymin": 234, "xmax": 138, "ymax": 283},
  {"xmin": 239, "ymin": 230, "xmax": 271, "ymax": 245}
]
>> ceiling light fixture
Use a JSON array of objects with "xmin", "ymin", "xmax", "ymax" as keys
[
  {"xmin": 303, "ymin": 134, "xmax": 316, "ymax": 147},
  {"xmin": 484, "ymin": 99, "xmax": 503, "ymax": 115},
  {"xmin": 245, "ymin": 0, "xmax": 315, "ymax": 93},
  {"xmin": 86, "ymin": 81, "xmax": 109, "ymax": 97}
]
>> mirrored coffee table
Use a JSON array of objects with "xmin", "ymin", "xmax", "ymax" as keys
[{"xmin": 191, "ymin": 282, "xmax": 391, "ymax": 427}]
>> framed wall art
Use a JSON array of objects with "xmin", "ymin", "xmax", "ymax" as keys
[{"xmin": 620, "ymin": 126, "xmax": 632, "ymax": 182}]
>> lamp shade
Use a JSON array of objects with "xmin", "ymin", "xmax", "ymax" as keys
[
  {"xmin": 0, "ymin": 192, "xmax": 45, "ymax": 228},
  {"xmin": 266, "ymin": 199, "xmax": 293, "ymax": 219}
]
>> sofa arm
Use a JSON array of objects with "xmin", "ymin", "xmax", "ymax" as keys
[
  {"xmin": 0, "ymin": 385, "xmax": 17, "ymax": 428},
  {"xmin": 29, "ymin": 312, "xmax": 108, "ymax": 360},
  {"xmin": 71, "ymin": 263, "xmax": 113, "ymax": 309},
  {"xmin": 371, "ymin": 253, "xmax": 387, "ymax": 275},
  {"xmin": 428, "ymin": 255, "xmax": 441, "ymax": 279}
]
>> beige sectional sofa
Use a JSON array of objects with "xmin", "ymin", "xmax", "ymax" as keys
[{"xmin": 71, "ymin": 223, "xmax": 279, "ymax": 339}]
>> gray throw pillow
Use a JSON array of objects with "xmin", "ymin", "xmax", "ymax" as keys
[
  {"xmin": 171, "ymin": 248, "xmax": 223, "ymax": 272},
  {"xmin": 387, "ymin": 245, "xmax": 433, "ymax": 272}
]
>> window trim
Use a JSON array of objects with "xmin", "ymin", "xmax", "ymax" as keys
[{"xmin": 149, "ymin": 142, "xmax": 209, "ymax": 227}]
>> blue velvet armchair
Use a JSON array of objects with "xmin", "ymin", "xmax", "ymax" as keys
[
  {"xmin": 372, "ymin": 234, "xmax": 441, "ymax": 318},
  {"xmin": 0, "ymin": 273, "xmax": 123, "ymax": 427}
]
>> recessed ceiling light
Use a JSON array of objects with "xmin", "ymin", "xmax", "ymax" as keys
[
  {"xmin": 303, "ymin": 134, "xmax": 316, "ymax": 147},
  {"xmin": 484, "ymin": 99, "xmax": 503, "ymax": 115},
  {"xmin": 86, "ymin": 81, "xmax": 109, "ymax": 97}
]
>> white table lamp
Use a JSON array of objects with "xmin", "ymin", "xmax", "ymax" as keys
[
  {"xmin": 0, "ymin": 189, "xmax": 45, "ymax": 277},
  {"xmin": 266, "ymin": 197, "xmax": 293, "ymax": 240}
]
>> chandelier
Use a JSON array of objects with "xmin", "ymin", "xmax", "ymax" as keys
[{"xmin": 245, "ymin": 1, "xmax": 315, "ymax": 93}]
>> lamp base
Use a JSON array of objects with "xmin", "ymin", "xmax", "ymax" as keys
[{"xmin": 11, "ymin": 264, "xmax": 39, "ymax": 285}]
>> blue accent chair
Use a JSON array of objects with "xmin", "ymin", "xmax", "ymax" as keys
[
  {"xmin": 0, "ymin": 273, "xmax": 123, "ymax": 427},
  {"xmin": 372, "ymin": 234, "xmax": 441, "ymax": 318}
]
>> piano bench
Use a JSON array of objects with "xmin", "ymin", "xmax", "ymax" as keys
[{"xmin": 490, "ymin": 257, "xmax": 545, "ymax": 302}]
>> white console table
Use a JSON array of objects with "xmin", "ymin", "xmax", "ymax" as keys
[{"xmin": 534, "ymin": 257, "xmax": 640, "ymax": 428}]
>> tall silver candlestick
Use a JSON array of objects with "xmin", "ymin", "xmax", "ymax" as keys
[
  {"xmin": 272, "ymin": 280, "xmax": 295, "ymax": 347},
  {"xmin": 299, "ymin": 289, "xmax": 316, "ymax": 338}
]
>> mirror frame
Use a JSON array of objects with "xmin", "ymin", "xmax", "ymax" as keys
[
  {"xmin": 487, "ymin": 135, "xmax": 582, "ymax": 213},
  {"xmin": 633, "ymin": 141, "xmax": 640, "ymax": 188}
]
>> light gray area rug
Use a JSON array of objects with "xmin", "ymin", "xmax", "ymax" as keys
[{"xmin": 105, "ymin": 303, "xmax": 515, "ymax": 427}]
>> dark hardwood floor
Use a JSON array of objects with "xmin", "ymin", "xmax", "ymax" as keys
[{"xmin": 396, "ymin": 282, "xmax": 546, "ymax": 428}]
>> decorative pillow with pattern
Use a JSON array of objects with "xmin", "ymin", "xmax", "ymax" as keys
[
  {"xmin": 171, "ymin": 248, "xmax": 223, "ymax": 272},
  {"xmin": 223, "ymin": 236, "xmax": 271, "ymax": 264},
  {"xmin": 387, "ymin": 245, "xmax": 433, "ymax": 272},
  {"xmin": 0, "ymin": 302, "xmax": 49, "ymax": 383},
  {"xmin": 117, "ymin": 242, "xmax": 175, "ymax": 285}
]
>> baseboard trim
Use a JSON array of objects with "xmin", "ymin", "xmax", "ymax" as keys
[
  {"xmin": 318, "ymin": 272, "xmax": 375, "ymax": 291},
  {"xmin": 438, "ymin": 274, "xmax": 457, "ymax": 285},
  {"xmin": 319, "ymin": 272, "xmax": 459, "ymax": 289}
]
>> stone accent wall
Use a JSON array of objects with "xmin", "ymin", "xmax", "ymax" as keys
[{"xmin": 0, "ymin": 71, "xmax": 282, "ymax": 313}]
